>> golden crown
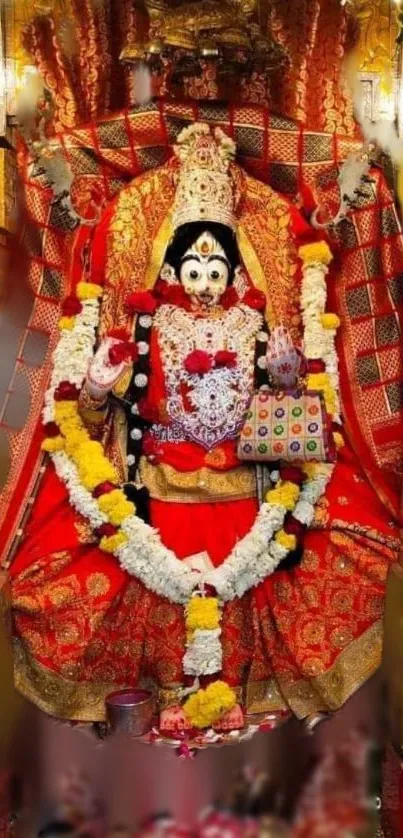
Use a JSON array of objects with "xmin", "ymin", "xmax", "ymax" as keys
[{"xmin": 172, "ymin": 123, "xmax": 237, "ymax": 231}]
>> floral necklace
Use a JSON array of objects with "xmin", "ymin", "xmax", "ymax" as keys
[{"xmin": 42, "ymin": 240, "xmax": 339, "ymax": 729}]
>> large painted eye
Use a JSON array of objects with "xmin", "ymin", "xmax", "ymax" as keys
[
  {"xmin": 181, "ymin": 259, "xmax": 202, "ymax": 282},
  {"xmin": 208, "ymin": 259, "xmax": 229, "ymax": 283}
]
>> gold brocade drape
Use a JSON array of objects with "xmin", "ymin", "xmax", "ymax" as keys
[
  {"xmin": 20, "ymin": 0, "xmax": 357, "ymax": 134},
  {"xmin": 268, "ymin": 0, "xmax": 357, "ymax": 134}
]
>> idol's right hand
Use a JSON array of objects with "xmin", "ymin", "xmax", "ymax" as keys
[{"xmin": 85, "ymin": 337, "xmax": 131, "ymax": 401}]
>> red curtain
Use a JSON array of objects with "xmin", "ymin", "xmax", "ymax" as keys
[{"xmin": 21, "ymin": 0, "xmax": 357, "ymax": 134}]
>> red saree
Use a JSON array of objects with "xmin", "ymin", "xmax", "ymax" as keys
[{"xmin": 10, "ymin": 326, "xmax": 399, "ymax": 721}]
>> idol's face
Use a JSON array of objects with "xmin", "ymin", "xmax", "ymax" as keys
[{"xmin": 179, "ymin": 231, "xmax": 230, "ymax": 308}]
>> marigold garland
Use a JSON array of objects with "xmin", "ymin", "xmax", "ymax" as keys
[
  {"xmin": 298, "ymin": 241, "xmax": 333, "ymax": 266},
  {"xmin": 183, "ymin": 681, "xmax": 236, "ymax": 728},
  {"xmin": 59, "ymin": 316, "xmax": 75, "ymax": 331},
  {"xmin": 51, "ymin": 401, "xmax": 120, "ymax": 490},
  {"xmin": 333, "ymin": 431, "xmax": 344, "ymax": 450},
  {"xmin": 320, "ymin": 313, "xmax": 340, "ymax": 330},
  {"xmin": 265, "ymin": 481, "xmax": 300, "ymax": 510},
  {"xmin": 42, "ymin": 435, "xmax": 65, "ymax": 453},
  {"xmin": 307, "ymin": 372, "xmax": 337, "ymax": 416},
  {"xmin": 275, "ymin": 530, "xmax": 297, "ymax": 551},
  {"xmin": 98, "ymin": 489, "xmax": 136, "ymax": 525},
  {"xmin": 100, "ymin": 532, "xmax": 128, "ymax": 553},
  {"xmin": 186, "ymin": 597, "xmax": 220, "ymax": 633},
  {"xmin": 76, "ymin": 281, "xmax": 103, "ymax": 300},
  {"xmin": 42, "ymin": 271, "xmax": 337, "ymax": 732}
]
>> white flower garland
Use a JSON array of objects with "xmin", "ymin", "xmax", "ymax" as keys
[
  {"xmin": 300, "ymin": 261, "xmax": 341, "ymax": 422},
  {"xmin": 183, "ymin": 629, "xmax": 223, "ymax": 677},
  {"xmin": 43, "ymin": 291, "xmax": 335, "ymax": 613},
  {"xmin": 43, "ymin": 297, "xmax": 100, "ymax": 425}
]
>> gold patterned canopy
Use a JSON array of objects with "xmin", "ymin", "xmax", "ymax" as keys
[{"xmin": 3, "ymin": 0, "xmax": 396, "ymax": 133}]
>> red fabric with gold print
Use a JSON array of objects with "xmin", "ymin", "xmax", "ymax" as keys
[
  {"xmin": 8, "ymin": 110, "xmax": 403, "ymax": 722},
  {"xmin": 10, "ymin": 434, "xmax": 397, "ymax": 721},
  {"xmin": 10, "ymin": 312, "xmax": 399, "ymax": 720}
]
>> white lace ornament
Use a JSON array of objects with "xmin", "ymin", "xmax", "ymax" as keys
[{"xmin": 154, "ymin": 303, "xmax": 262, "ymax": 449}]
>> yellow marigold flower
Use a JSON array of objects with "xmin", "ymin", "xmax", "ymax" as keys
[
  {"xmin": 307, "ymin": 372, "xmax": 337, "ymax": 416},
  {"xmin": 303, "ymin": 462, "xmax": 319, "ymax": 480},
  {"xmin": 303, "ymin": 462, "xmax": 329, "ymax": 480},
  {"xmin": 41, "ymin": 436, "xmax": 65, "ymax": 453},
  {"xmin": 298, "ymin": 241, "xmax": 333, "ymax": 267},
  {"xmin": 307, "ymin": 373, "xmax": 327, "ymax": 389},
  {"xmin": 76, "ymin": 281, "xmax": 103, "ymax": 300},
  {"xmin": 183, "ymin": 681, "xmax": 236, "ymax": 729},
  {"xmin": 74, "ymin": 440, "xmax": 119, "ymax": 489},
  {"xmin": 54, "ymin": 401, "xmax": 79, "ymax": 421},
  {"xmin": 266, "ymin": 481, "xmax": 300, "ymax": 511},
  {"xmin": 60, "ymin": 418, "xmax": 86, "ymax": 437},
  {"xmin": 100, "ymin": 532, "xmax": 128, "ymax": 553},
  {"xmin": 76, "ymin": 440, "xmax": 105, "ymax": 459},
  {"xmin": 58, "ymin": 316, "xmax": 75, "ymax": 331},
  {"xmin": 98, "ymin": 489, "xmax": 135, "ymax": 524},
  {"xmin": 320, "ymin": 313, "xmax": 340, "ymax": 330},
  {"xmin": 80, "ymin": 464, "xmax": 119, "ymax": 491},
  {"xmin": 64, "ymin": 430, "xmax": 90, "ymax": 456},
  {"xmin": 333, "ymin": 431, "xmax": 344, "ymax": 450},
  {"xmin": 275, "ymin": 530, "xmax": 297, "ymax": 551},
  {"xmin": 186, "ymin": 597, "xmax": 220, "ymax": 632}
]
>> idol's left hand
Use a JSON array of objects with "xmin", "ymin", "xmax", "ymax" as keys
[{"xmin": 266, "ymin": 325, "xmax": 304, "ymax": 390}]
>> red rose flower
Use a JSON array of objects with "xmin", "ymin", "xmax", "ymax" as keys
[
  {"xmin": 214, "ymin": 350, "xmax": 237, "ymax": 369},
  {"xmin": 126, "ymin": 291, "xmax": 157, "ymax": 315},
  {"xmin": 138, "ymin": 397, "xmax": 159, "ymax": 424},
  {"xmin": 284, "ymin": 515, "xmax": 305, "ymax": 539},
  {"xmin": 184, "ymin": 350, "xmax": 213, "ymax": 375},
  {"xmin": 43, "ymin": 421, "xmax": 60, "ymax": 438},
  {"xmin": 307, "ymin": 358, "xmax": 326, "ymax": 374},
  {"xmin": 92, "ymin": 481, "xmax": 118, "ymax": 498},
  {"xmin": 156, "ymin": 282, "xmax": 191, "ymax": 310},
  {"xmin": 279, "ymin": 465, "xmax": 304, "ymax": 485},
  {"xmin": 222, "ymin": 286, "xmax": 239, "ymax": 310},
  {"xmin": 54, "ymin": 382, "xmax": 80, "ymax": 401},
  {"xmin": 61, "ymin": 295, "xmax": 82, "ymax": 317},
  {"xmin": 243, "ymin": 288, "xmax": 266, "ymax": 312},
  {"xmin": 108, "ymin": 341, "xmax": 138, "ymax": 366},
  {"xmin": 95, "ymin": 522, "xmax": 118, "ymax": 538}
]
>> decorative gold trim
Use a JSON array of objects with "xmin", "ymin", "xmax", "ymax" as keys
[
  {"xmin": 237, "ymin": 223, "xmax": 276, "ymax": 328},
  {"xmin": 246, "ymin": 620, "xmax": 383, "ymax": 719},
  {"xmin": 14, "ymin": 619, "xmax": 383, "ymax": 723},
  {"xmin": 13, "ymin": 638, "xmax": 119, "ymax": 722},
  {"xmin": 140, "ymin": 457, "xmax": 257, "ymax": 503},
  {"xmin": 145, "ymin": 214, "xmax": 174, "ymax": 291}
]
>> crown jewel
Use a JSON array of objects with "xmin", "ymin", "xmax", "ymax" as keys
[{"xmin": 172, "ymin": 123, "xmax": 237, "ymax": 231}]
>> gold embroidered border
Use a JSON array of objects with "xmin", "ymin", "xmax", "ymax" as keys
[
  {"xmin": 246, "ymin": 620, "xmax": 383, "ymax": 719},
  {"xmin": 13, "ymin": 620, "xmax": 382, "ymax": 723},
  {"xmin": 145, "ymin": 214, "xmax": 174, "ymax": 290},
  {"xmin": 13, "ymin": 639, "xmax": 116, "ymax": 722},
  {"xmin": 140, "ymin": 458, "xmax": 257, "ymax": 504}
]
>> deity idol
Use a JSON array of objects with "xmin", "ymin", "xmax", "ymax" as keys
[{"xmin": 11, "ymin": 124, "xmax": 399, "ymax": 735}]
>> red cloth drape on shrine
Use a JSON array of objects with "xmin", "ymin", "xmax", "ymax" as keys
[
  {"xmin": 2, "ymin": 100, "xmax": 403, "ymax": 566},
  {"xmin": 21, "ymin": 0, "xmax": 357, "ymax": 134}
]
